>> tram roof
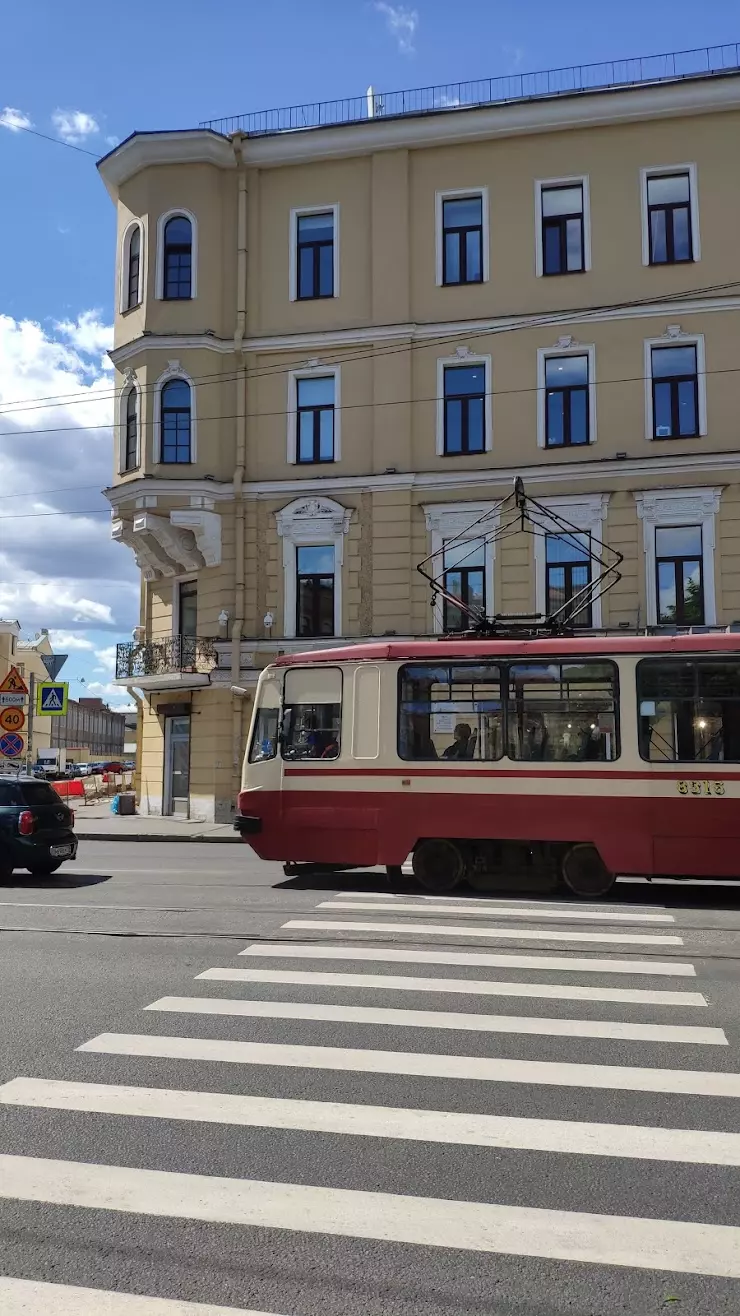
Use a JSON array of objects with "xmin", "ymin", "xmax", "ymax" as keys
[{"xmin": 274, "ymin": 633, "xmax": 740, "ymax": 666}]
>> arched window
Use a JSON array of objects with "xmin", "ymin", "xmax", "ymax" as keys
[
  {"xmin": 126, "ymin": 226, "xmax": 141, "ymax": 309},
  {"xmin": 124, "ymin": 388, "xmax": 139, "ymax": 471},
  {"xmin": 163, "ymin": 216, "xmax": 192, "ymax": 300},
  {"xmin": 160, "ymin": 378, "xmax": 192, "ymax": 463}
]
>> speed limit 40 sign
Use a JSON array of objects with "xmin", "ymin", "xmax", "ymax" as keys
[{"xmin": 0, "ymin": 706, "xmax": 26, "ymax": 733}]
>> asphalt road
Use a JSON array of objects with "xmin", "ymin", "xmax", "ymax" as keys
[{"xmin": 1, "ymin": 842, "xmax": 740, "ymax": 1314}]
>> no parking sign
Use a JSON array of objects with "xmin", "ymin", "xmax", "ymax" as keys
[{"xmin": 0, "ymin": 731, "xmax": 24, "ymax": 758}]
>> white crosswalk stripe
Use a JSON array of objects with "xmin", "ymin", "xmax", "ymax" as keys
[
  {"xmin": 77, "ymin": 1031, "xmax": 740, "ymax": 1096},
  {"xmin": 198, "ymin": 965, "xmax": 707, "ymax": 1006},
  {"xmin": 146, "ymin": 994, "xmax": 725, "ymax": 1043},
  {"xmin": 1, "ymin": 1153, "xmax": 738, "ymax": 1278},
  {"xmin": 282, "ymin": 918, "xmax": 684, "ymax": 945},
  {"xmin": 0, "ymin": 1277, "xmax": 281, "ymax": 1314},
  {"xmin": 239, "ymin": 941, "xmax": 696, "ymax": 975},
  {"xmin": 318, "ymin": 901, "xmax": 676, "ymax": 923},
  {"xmin": 3, "ymin": 1076, "xmax": 740, "ymax": 1166},
  {"xmin": 3, "ymin": 885, "xmax": 739, "ymax": 1303}
]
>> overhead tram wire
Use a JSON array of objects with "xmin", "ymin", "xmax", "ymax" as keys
[
  {"xmin": 1, "ymin": 275, "xmax": 739, "ymax": 420},
  {"xmin": 3, "ymin": 359, "xmax": 740, "ymax": 445}
]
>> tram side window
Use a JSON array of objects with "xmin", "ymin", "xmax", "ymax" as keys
[
  {"xmin": 248, "ymin": 707, "xmax": 279, "ymax": 763},
  {"xmin": 281, "ymin": 665, "xmax": 342, "ymax": 761},
  {"xmin": 637, "ymin": 659, "xmax": 740, "ymax": 762},
  {"xmin": 398, "ymin": 663, "xmax": 503, "ymax": 761},
  {"xmin": 507, "ymin": 661, "xmax": 619, "ymax": 761}
]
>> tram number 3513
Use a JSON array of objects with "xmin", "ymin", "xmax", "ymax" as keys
[{"xmin": 677, "ymin": 780, "xmax": 726, "ymax": 796}]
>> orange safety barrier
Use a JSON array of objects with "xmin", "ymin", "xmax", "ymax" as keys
[{"xmin": 52, "ymin": 778, "xmax": 84, "ymax": 799}]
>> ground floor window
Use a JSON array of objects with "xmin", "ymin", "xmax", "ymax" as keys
[
  {"xmin": 655, "ymin": 526, "xmax": 704, "ymax": 625},
  {"xmin": 442, "ymin": 539, "xmax": 486, "ymax": 631},
  {"xmin": 296, "ymin": 545, "xmax": 335, "ymax": 637},
  {"xmin": 545, "ymin": 533, "xmax": 592, "ymax": 626}
]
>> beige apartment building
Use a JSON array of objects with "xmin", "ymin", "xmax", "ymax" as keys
[{"xmin": 100, "ymin": 48, "xmax": 740, "ymax": 821}]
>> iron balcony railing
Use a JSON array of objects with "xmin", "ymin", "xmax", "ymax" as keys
[
  {"xmin": 201, "ymin": 42, "xmax": 740, "ymax": 137},
  {"xmin": 116, "ymin": 636, "xmax": 218, "ymax": 681}
]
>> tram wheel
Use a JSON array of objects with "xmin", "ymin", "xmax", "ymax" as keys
[
  {"xmin": 561, "ymin": 844, "xmax": 615, "ymax": 899},
  {"xmin": 412, "ymin": 838, "xmax": 465, "ymax": 892}
]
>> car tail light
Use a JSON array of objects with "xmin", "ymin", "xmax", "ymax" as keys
[{"xmin": 18, "ymin": 811, "xmax": 34, "ymax": 836}]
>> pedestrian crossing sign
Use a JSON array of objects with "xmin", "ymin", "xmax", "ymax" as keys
[{"xmin": 36, "ymin": 681, "xmax": 69, "ymax": 716}]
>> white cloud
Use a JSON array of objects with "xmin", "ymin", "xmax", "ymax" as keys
[
  {"xmin": 55, "ymin": 310, "xmax": 113, "ymax": 358},
  {"xmin": 0, "ymin": 107, "xmax": 33, "ymax": 132},
  {"xmin": 502, "ymin": 43, "xmax": 525, "ymax": 70},
  {"xmin": 47, "ymin": 631, "xmax": 95, "ymax": 651},
  {"xmin": 374, "ymin": 1, "xmax": 418, "ymax": 54},
  {"xmin": 84, "ymin": 680, "xmax": 135, "ymax": 711},
  {"xmin": 93, "ymin": 645, "xmax": 117, "ymax": 673},
  {"xmin": 51, "ymin": 108, "xmax": 100, "ymax": 145},
  {"xmin": 436, "ymin": 93, "xmax": 461, "ymax": 108},
  {"xmin": 105, "ymin": 135, "xmax": 119, "ymax": 148},
  {"xmin": 0, "ymin": 311, "xmax": 139, "ymax": 645}
]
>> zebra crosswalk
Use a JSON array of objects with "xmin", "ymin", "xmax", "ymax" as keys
[{"xmin": 1, "ymin": 882, "xmax": 739, "ymax": 1312}]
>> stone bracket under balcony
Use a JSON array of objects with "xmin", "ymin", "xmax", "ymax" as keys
[
  {"xmin": 133, "ymin": 512, "xmax": 202, "ymax": 574},
  {"xmin": 111, "ymin": 509, "xmax": 222, "ymax": 579}
]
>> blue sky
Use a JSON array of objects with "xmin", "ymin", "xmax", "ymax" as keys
[{"xmin": 0, "ymin": 0, "xmax": 737, "ymax": 703}]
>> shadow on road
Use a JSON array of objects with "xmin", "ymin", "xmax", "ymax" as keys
[
  {"xmin": 275, "ymin": 869, "xmax": 740, "ymax": 912},
  {"xmin": 1, "ymin": 873, "xmax": 113, "ymax": 891}
]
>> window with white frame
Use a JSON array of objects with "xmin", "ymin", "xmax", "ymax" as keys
[
  {"xmin": 536, "ymin": 178, "xmax": 590, "ymax": 277},
  {"xmin": 436, "ymin": 190, "xmax": 488, "ymax": 286},
  {"xmin": 276, "ymin": 496, "xmax": 352, "ymax": 639},
  {"xmin": 296, "ymin": 546, "xmax": 335, "ymax": 637},
  {"xmin": 155, "ymin": 209, "xmax": 197, "ymax": 301},
  {"xmin": 424, "ymin": 502, "xmax": 498, "ymax": 634},
  {"xmin": 293, "ymin": 374, "xmax": 337, "ymax": 464},
  {"xmin": 436, "ymin": 355, "xmax": 492, "ymax": 456},
  {"xmin": 635, "ymin": 488, "xmax": 720, "ymax": 627},
  {"xmin": 545, "ymin": 532, "xmax": 592, "ymax": 626},
  {"xmin": 641, "ymin": 165, "xmax": 699, "ymax": 266},
  {"xmin": 123, "ymin": 386, "xmax": 139, "ymax": 472},
  {"xmin": 533, "ymin": 495, "xmax": 609, "ymax": 629},
  {"xmin": 121, "ymin": 221, "xmax": 143, "ymax": 312},
  {"xmin": 290, "ymin": 207, "xmax": 338, "ymax": 301},
  {"xmin": 646, "ymin": 334, "xmax": 705, "ymax": 440}
]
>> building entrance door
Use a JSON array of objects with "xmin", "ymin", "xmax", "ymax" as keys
[{"xmin": 164, "ymin": 714, "xmax": 191, "ymax": 816}]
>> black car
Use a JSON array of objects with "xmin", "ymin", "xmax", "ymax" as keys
[{"xmin": 0, "ymin": 776, "xmax": 78, "ymax": 878}]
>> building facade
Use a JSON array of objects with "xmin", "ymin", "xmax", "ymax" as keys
[
  {"xmin": 50, "ymin": 697, "xmax": 126, "ymax": 762},
  {"xmin": 101, "ymin": 52, "xmax": 740, "ymax": 821}
]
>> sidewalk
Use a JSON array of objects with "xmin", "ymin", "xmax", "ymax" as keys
[{"xmin": 74, "ymin": 800, "xmax": 240, "ymax": 843}]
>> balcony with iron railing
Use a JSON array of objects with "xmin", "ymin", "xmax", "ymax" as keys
[
  {"xmin": 115, "ymin": 636, "xmax": 219, "ymax": 690},
  {"xmin": 201, "ymin": 42, "xmax": 740, "ymax": 137}
]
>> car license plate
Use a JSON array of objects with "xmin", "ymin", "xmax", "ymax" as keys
[{"xmin": 50, "ymin": 845, "xmax": 72, "ymax": 858}]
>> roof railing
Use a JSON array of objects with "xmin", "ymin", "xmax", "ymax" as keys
[{"xmin": 201, "ymin": 42, "xmax": 740, "ymax": 137}]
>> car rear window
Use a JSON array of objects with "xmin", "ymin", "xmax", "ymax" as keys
[
  {"xmin": 0, "ymin": 781, "xmax": 21, "ymax": 806},
  {"xmin": 18, "ymin": 782, "xmax": 64, "ymax": 807}
]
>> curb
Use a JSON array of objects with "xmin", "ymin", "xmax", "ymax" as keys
[{"xmin": 75, "ymin": 830, "xmax": 242, "ymax": 845}]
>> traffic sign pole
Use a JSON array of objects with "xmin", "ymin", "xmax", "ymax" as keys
[{"xmin": 27, "ymin": 673, "xmax": 35, "ymax": 770}]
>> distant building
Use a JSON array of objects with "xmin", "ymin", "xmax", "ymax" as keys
[{"xmin": 50, "ymin": 697, "xmax": 126, "ymax": 761}]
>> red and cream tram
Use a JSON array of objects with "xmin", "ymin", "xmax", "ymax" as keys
[{"xmin": 235, "ymin": 633, "xmax": 740, "ymax": 897}]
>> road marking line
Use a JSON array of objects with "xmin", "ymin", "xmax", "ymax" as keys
[
  {"xmin": 0, "ymin": 1276, "xmax": 282, "ymax": 1315},
  {"xmin": 239, "ymin": 942, "xmax": 696, "ymax": 977},
  {"xmin": 339, "ymin": 892, "xmax": 668, "ymax": 910},
  {"xmin": 319, "ymin": 901, "xmax": 675, "ymax": 924},
  {"xmin": 146, "ymin": 995, "xmax": 725, "ymax": 1045},
  {"xmin": 0, "ymin": 1154, "xmax": 738, "ymax": 1277},
  {"xmin": 5, "ymin": 1076, "xmax": 740, "ymax": 1168},
  {"xmin": 198, "ymin": 967, "xmax": 706, "ymax": 1008},
  {"xmin": 78, "ymin": 1033, "xmax": 740, "ymax": 1097},
  {"xmin": 283, "ymin": 919, "xmax": 684, "ymax": 947}
]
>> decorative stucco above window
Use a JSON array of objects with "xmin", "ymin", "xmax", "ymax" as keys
[
  {"xmin": 635, "ymin": 487, "xmax": 721, "ymax": 626},
  {"xmin": 275, "ymin": 496, "xmax": 352, "ymax": 638}
]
